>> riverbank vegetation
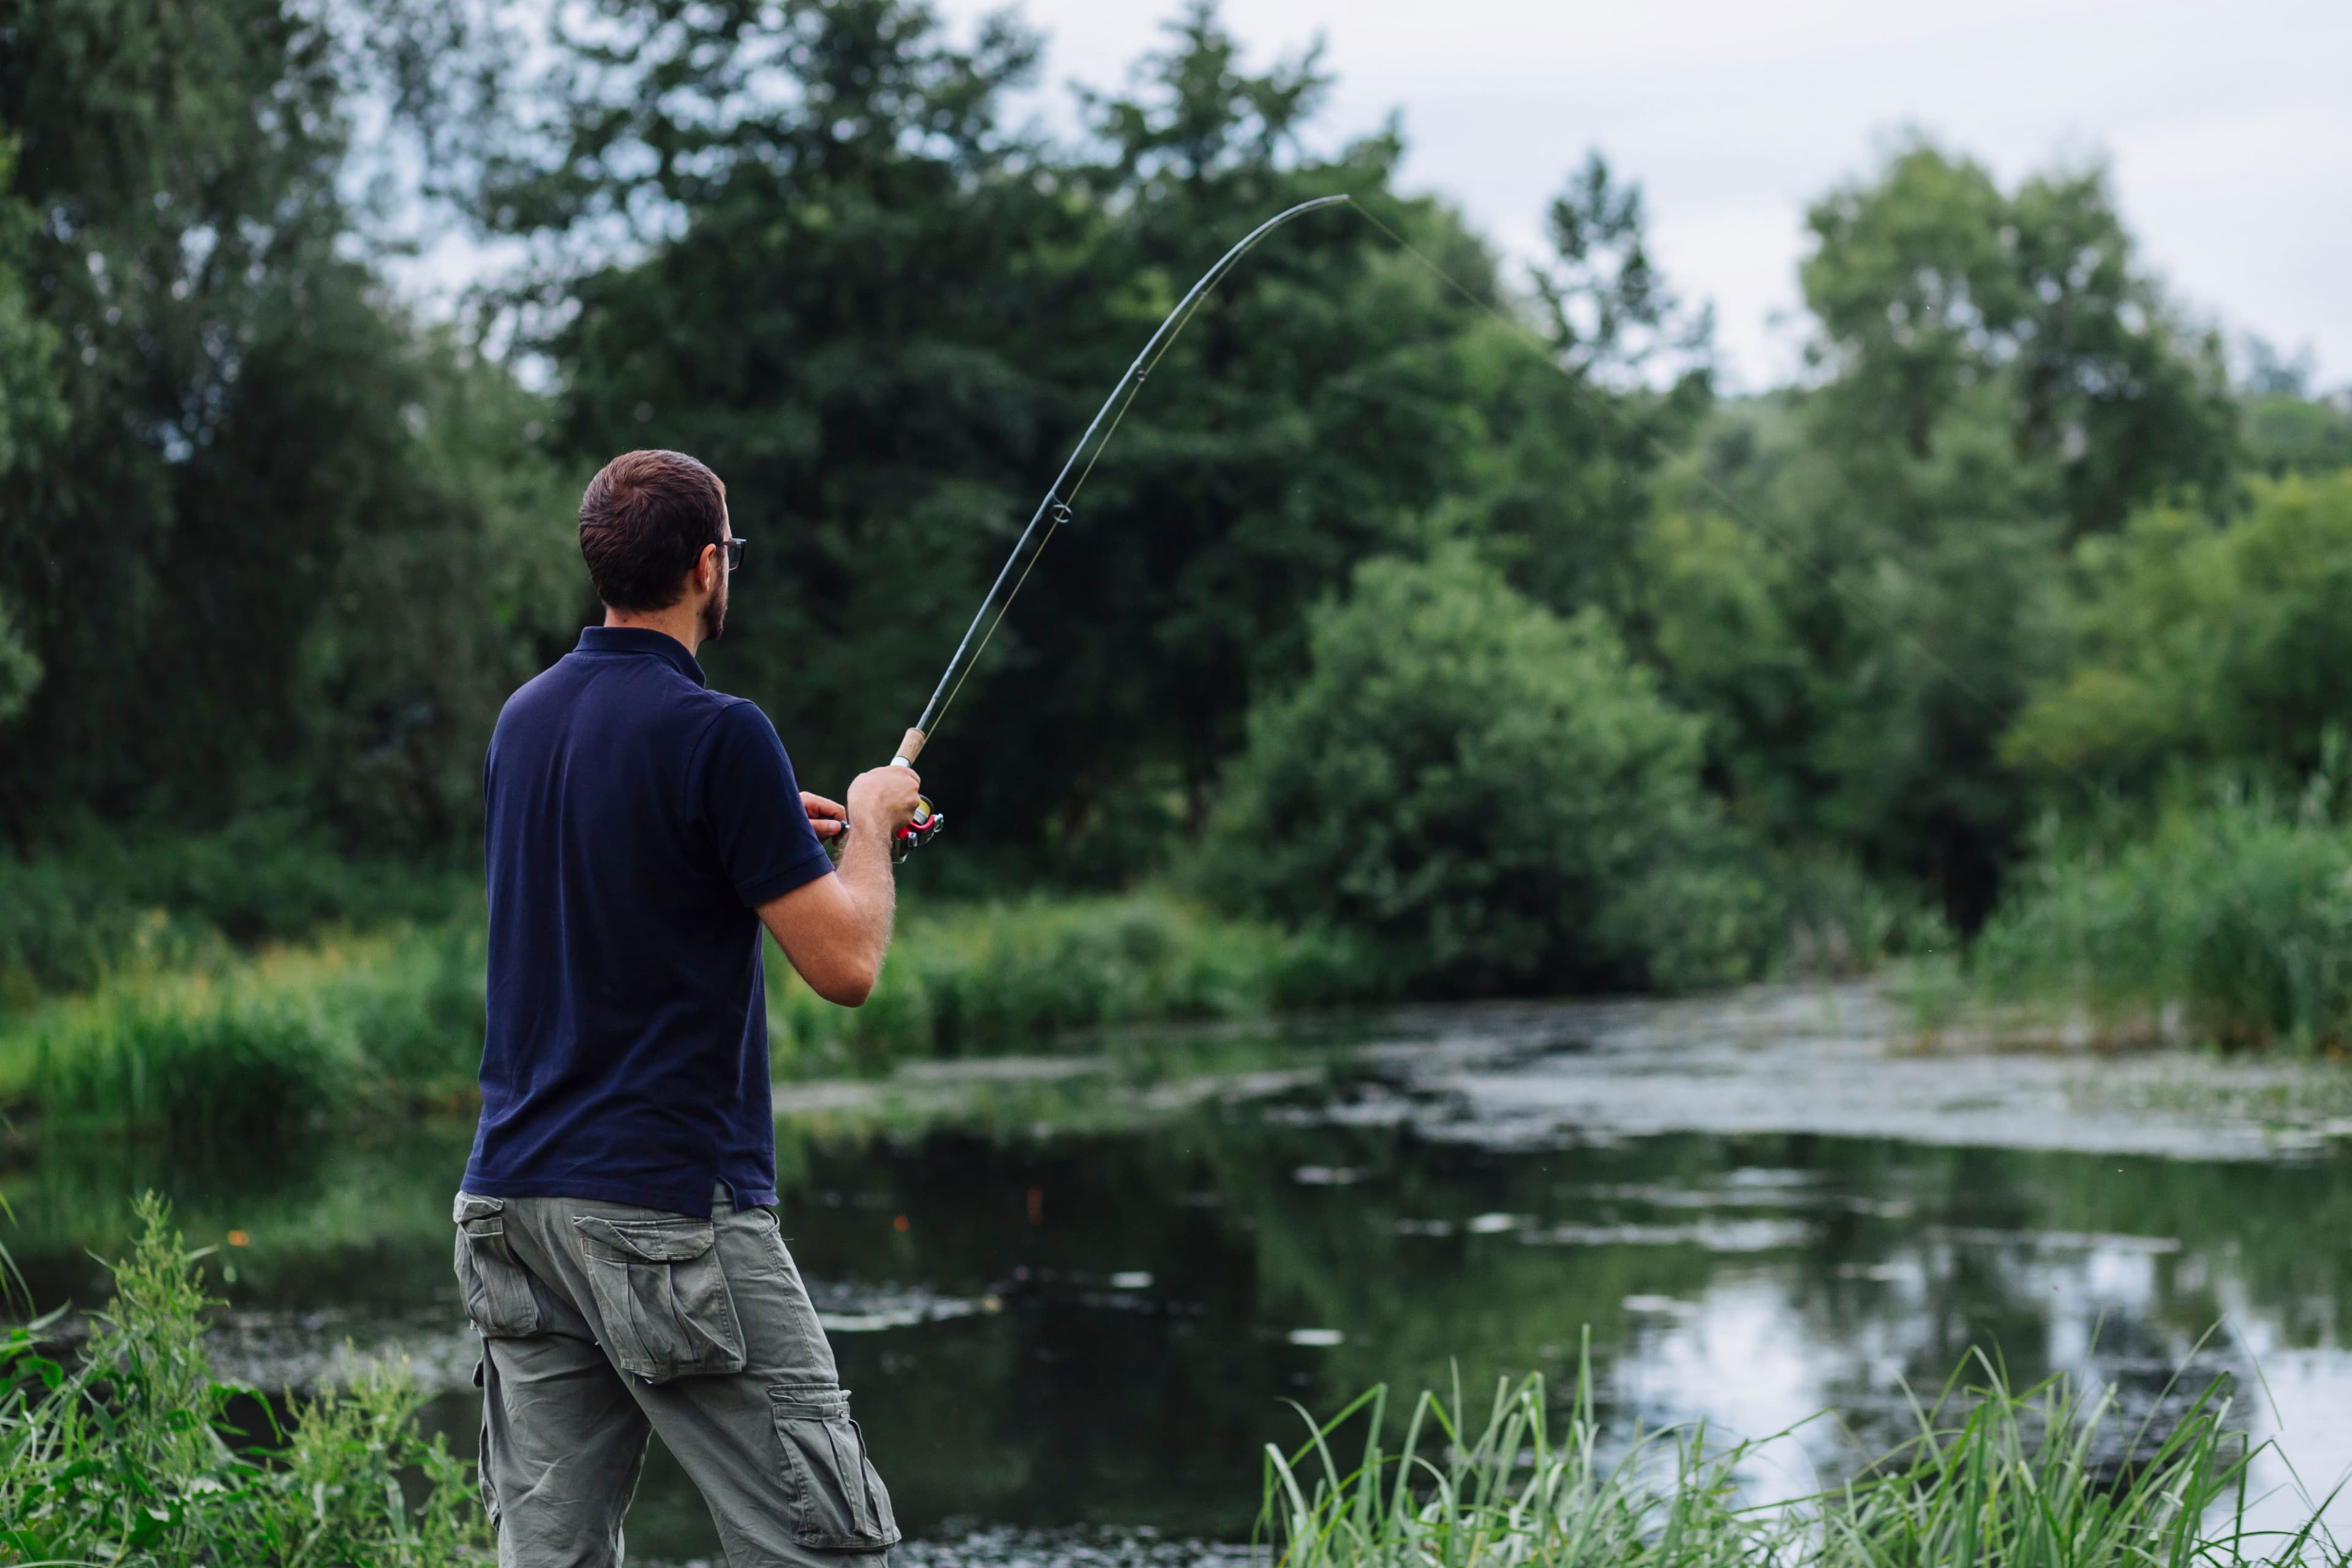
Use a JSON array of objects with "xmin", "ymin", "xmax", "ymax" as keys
[
  {"xmin": 4, "ymin": 1191, "xmax": 2329, "ymax": 1565},
  {"xmin": 1264, "ymin": 1358, "xmax": 2327, "ymax": 1568},
  {"xmin": 0, "ymin": 1196, "xmax": 483, "ymax": 1564},
  {"xmin": 6, "ymin": 0, "xmax": 2352, "ymax": 1127},
  {"xmin": 0, "ymin": 890, "xmax": 1376, "ymax": 1136}
]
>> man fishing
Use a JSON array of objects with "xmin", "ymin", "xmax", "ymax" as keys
[{"xmin": 450, "ymin": 448, "xmax": 918, "ymax": 1567}]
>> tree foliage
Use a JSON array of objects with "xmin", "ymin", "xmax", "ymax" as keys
[
  {"xmin": 0, "ymin": 0, "xmax": 575, "ymax": 844},
  {"xmin": 0, "ymin": 0, "xmax": 2321, "ymax": 1001},
  {"xmin": 2008, "ymin": 469, "xmax": 2352, "ymax": 790},
  {"xmin": 1206, "ymin": 549, "xmax": 1774, "ymax": 994},
  {"xmin": 1801, "ymin": 137, "xmax": 2233, "ymax": 539}
]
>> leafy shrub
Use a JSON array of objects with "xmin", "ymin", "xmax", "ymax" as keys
[
  {"xmin": 1203, "ymin": 549, "xmax": 1777, "ymax": 995},
  {"xmin": 1973, "ymin": 796, "xmax": 2352, "ymax": 1049},
  {"xmin": 0, "ymin": 1193, "xmax": 487, "ymax": 1563}
]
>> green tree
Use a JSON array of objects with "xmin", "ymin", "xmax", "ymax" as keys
[
  {"xmin": 0, "ymin": 0, "xmax": 573, "ymax": 845},
  {"xmin": 1802, "ymin": 137, "xmax": 2234, "ymax": 539},
  {"xmin": 1205, "ymin": 548, "xmax": 1773, "ymax": 995},
  {"xmin": 1641, "ymin": 387, "xmax": 2067, "ymax": 929},
  {"xmin": 1464, "ymin": 151, "xmax": 1714, "ymax": 627},
  {"xmin": 1630, "ymin": 137, "xmax": 2235, "ymax": 929},
  {"xmin": 2007, "ymin": 468, "xmax": 2352, "ymax": 789}
]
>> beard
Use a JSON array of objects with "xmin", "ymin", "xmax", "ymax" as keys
[{"xmin": 701, "ymin": 577, "xmax": 729, "ymax": 643}]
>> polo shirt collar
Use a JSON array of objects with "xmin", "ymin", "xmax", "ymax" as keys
[{"xmin": 577, "ymin": 625, "xmax": 707, "ymax": 687}]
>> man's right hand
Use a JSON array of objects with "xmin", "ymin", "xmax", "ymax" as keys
[
  {"xmin": 760, "ymin": 762, "xmax": 920, "ymax": 1007},
  {"xmin": 846, "ymin": 764, "xmax": 922, "ymax": 835}
]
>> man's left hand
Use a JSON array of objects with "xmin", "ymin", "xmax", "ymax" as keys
[{"xmin": 801, "ymin": 791, "xmax": 847, "ymax": 840}]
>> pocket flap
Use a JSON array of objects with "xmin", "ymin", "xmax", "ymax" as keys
[
  {"xmin": 571, "ymin": 1213, "xmax": 716, "ymax": 1262},
  {"xmin": 768, "ymin": 1384, "xmax": 851, "ymax": 1420},
  {"xmin": 454, "ymin": 1193, "xmax": 507, "ymax": 1230}
]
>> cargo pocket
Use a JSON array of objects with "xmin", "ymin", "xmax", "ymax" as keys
[
  {"xmin": 452, "ymin": 1193, "xmax": 543, "ymax": 1338},
  {"xmin": 771, "ymin": 1385, "xmax": 900, "ymax": 1550},
  {"xmin": 571, "ymin": 1212, "xmax": 745, "ymax": 1382}
]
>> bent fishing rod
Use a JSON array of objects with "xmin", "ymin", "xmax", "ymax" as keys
[{"xmin": 861, "ymin": 194, "xmax": 1354, "ymax": 862}]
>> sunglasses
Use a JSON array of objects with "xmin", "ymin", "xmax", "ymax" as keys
[{"xmin": 718, "ymin": 536, "xmax": 747, "ymax": 571}]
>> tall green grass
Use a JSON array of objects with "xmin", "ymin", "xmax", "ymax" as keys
[
  {"xmin": 0, "ymin": 1193, "xmax": 485, "ymax": 1564},
  {"xmin": 2, "ymin": 892, "xmax": 1379, "ymax": 1138},
  {"xmin": 2, "ymin": 924, "xmax": 488, "ymax": 1138},
  {"xmin": 1264, "ymin": 1351, "xmax": 2327, "ymax": 1568},
  {"xmin": 1973, "ymin": 797, "xmax": 2352, "ymax": 1050},
  {"xmin": 767, "ymin": 892, "xmax": 1386, "ymax": 1074}
]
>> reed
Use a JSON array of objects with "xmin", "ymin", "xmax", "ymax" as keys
[
  {"xmin": 767, "ymin": 892, "xmax": 1384, "ymax": 1072},
  {"xmin": 1972, "ymin": 799, "xmax": 2352, "ymax": 1051},
  {"xmin": 1262, "ymin": 1348, "xmax": 2332, "ymax": 1568},
  {"xmin": 3, "ymin": 924, "xmax": 487, "ymax": 1137}
]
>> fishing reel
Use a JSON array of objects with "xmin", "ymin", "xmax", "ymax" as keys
[
  {"xmin": 894, "ymin": 796, "xmax": 943, "ymax": 862},
  {"xmin": 823, "ymin": 795, "xmax": 943, "ymax": 865},
  {"xmin": 826, "ymin": 728, "xmax": 945, "ymax": 865}
]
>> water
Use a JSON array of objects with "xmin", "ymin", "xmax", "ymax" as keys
[{"xmin": 12, "ymin": 982, "xmax": 2352, "ymax": 1562}]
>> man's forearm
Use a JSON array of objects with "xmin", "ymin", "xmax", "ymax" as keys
[{"xmin": 832, "ymin": 812, "xmax": 897, "ymax": 981}]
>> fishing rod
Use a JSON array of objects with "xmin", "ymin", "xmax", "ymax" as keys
[{"xmin": 867, "ymin": 193, "xmax": 1355, "ymax": 862}]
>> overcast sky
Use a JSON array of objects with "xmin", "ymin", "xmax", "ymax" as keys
[{"xmin": 930, "ymin": 0, "xmax": 2352, "ymax": 391}]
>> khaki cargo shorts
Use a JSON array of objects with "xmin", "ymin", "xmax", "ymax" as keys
[{"xmin": 453, "ymin": 1185, "xmax": 898, "ymax": 1568}]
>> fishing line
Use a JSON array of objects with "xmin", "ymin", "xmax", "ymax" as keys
[
  {"xmin": 871, "ymin": 194, "xmax": 1351, "ymax": 860},
  {"xmin": 900, "ymin": 194, "xmax": 1352, "ymax": 762}
]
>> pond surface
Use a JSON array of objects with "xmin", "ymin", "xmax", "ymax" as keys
[{"xmin": 11, "ymin": 982, "xmax": 2352, "ymax": 1564}]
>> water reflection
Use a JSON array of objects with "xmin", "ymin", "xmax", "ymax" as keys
[{"xmin": 7, "ymin": 991, "xmax": 2352, "ymax": 1560}]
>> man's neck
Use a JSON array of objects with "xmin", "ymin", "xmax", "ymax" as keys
[{"xmin": 603, "ymin": 605, "xmax": 704, "ymax": 657}]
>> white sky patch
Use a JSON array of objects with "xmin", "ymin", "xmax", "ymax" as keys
[{"xmin": 933, "ymin": 0, "xmax": 2352, "ymax": 390}]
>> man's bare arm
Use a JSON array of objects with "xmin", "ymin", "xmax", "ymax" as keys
[{"xmin": 757, "ymin": 766, "xmax": 921, "ymax": 1006}]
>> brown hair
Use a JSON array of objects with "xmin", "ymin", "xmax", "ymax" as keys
[{"xmin": 578, "ymin": 450, "xmax": 728, "ymax": 610}]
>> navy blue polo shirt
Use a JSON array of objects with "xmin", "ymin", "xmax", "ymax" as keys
[{"xmin": 462, "ymin": 626, "xmax": 835, "ymax": 1216}]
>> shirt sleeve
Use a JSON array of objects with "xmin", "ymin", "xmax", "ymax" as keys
[{"xmin": 695, "ymin": 701, "xmax": 835, "ymax": 908}]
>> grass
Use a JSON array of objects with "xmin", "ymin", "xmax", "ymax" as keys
[
  {"xmin": 1, "ymin": 1197, "xmax": 2328, "ymax": 1567},
  {"xmin": 1264, "ymin": 1347, "xmax": 2331, "ymax": 1568},
  {"xmin": 0, "ymin": 1193, "xmax": 485, "ymax": 1565},
  {"xmin": 768, "ymin": 892, "xmax": 1385, "ymax": 1075},
  {"xmin": 0, "ymin": 891, "xmax": 1378, "ymax": 1140},
  {"xmin": 1971, "ymin": 797, "xmax": 2352, "ymax": 1052},
  {"xmin": 0, "ymin": 924, "xmax": 488, "ymax": 1138}
]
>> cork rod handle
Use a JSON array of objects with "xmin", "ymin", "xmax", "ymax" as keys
[{"xmin": 892, "ymin": 727, "xmax": 927, "ymax": 768}]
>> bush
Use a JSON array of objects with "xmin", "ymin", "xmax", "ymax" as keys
[
  {"xmin": 28, "ymin": 981, "xmax": 353, "ymax": 1142},
  {"xmin": 1973, "ymin": 796, "xmax": 2352, "ymax": 1050},
  {"xmin": 1202, "ymin": 549, "xmax": 1777, "ymax": 996},
  {"xmin": 0, "ymin": 1193, "xmax": 488, "ymax": 1563}
]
